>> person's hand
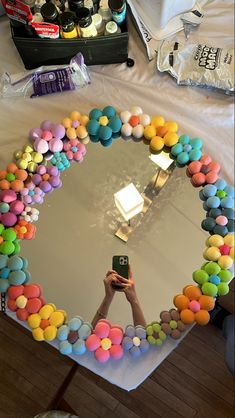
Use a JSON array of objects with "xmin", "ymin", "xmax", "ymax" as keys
[
  {"xmin": 103, "ymin": 270, "xmax": 120, "ymax": 300},
  {"xmin": 114, "ymin": 265, "xmax": 138, "ymax": 305}
]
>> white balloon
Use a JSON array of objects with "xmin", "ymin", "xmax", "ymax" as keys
[
  {"xmin": 132, "ymin": 125, "xmax": 144, "ymax": 139},
  {"xmin": 139, "ymin": 114, "xmax": 151, "ymax": 126},
  {"xmin": 120, "ymin": 110, "xmax": 131, "ymax": 124},
  {"xmin": 121, "ymin": 123, "xmax": 132, "ymax": 137},
  {"xmin": 130, "ymin": 106, "xmax": 143, "ymax": 116}
]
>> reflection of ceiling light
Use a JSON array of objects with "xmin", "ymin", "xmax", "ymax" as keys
[
  {"xmin": 149, "ymin": 151, "xmax": 174, "ymax": 171},
  {"xmin": 114, "ymin": 183, "xmax": 144, "ymax": 221}
]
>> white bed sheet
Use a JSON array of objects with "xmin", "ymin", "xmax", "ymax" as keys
[{"xmin": 0, "ymin": 0, "xmax": 234, "ymax": 391}]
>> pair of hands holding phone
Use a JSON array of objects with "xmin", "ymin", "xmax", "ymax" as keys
[{"xmin": 104, "ymin": 266, "xmax": 138, "ymax": 305}]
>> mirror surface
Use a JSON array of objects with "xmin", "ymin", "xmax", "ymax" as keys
[{"xmin": 20, "ymin": 139, "xmax": 206, "ymax": 327}]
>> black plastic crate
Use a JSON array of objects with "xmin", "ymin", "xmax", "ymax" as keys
[{"xmin": 11, "ymin": 21, "xmax": 129, "ymax": 70}]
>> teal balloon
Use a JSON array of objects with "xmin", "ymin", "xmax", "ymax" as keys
[
  {"xmin": 9, "ymin": 270, "xmax": 26, "ymax": 285},
  {"xmin": 0, "ymin": 255, "xmax": 7, "ymax": 269},
  {"xmin": 89, "ymin": 108, "xmax": 102, "ymax": 120},
  {"xmin": 87, "ymin": 119, "xmax": 100, "ymax": 136},
  {"xmin": 8, "ymin": 255, "xmax": 23, "ymax": 271},
  {"xmin": 0, "ymin": 278, "xmax": 9, "ymax": 293},
  {"xmin": 0, "ymin": 267, "xmax": 10, "ymax": 279},
  {"xmin": 191, "ymin": 137, "xmax": 202, "ymax": 149},
  {"xmin": 189, "ymin": 149, "xmax": 202, "ymax": 161},
  {"xmin": 177, "ymin": 152, "xmax": 189, "ymax": 166},
  {"xmin": 108, "ymin": 116, "xmax": 122, "ymax": 133},
  {"xmin": 99, "ymin": 126, "xmax": 112, "ymax": 141},
  {"xmin": 179, "ymin": 134, "xmax": 190, "ymax": 145},
  {"xmin": 101, "ymin": 138, "xmax": 112, "ymax": 147},
  {"xmin": 21, "ymin": 257, "xmax": 28, "ymax": 270},
  {"xmin": 102, "ymin": 106, "xmax": 116, "ymax": 118}
]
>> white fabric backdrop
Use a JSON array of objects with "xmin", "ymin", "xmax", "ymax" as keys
[{"xmin": 0, "ymin": 0, "xmax": 234, "ymax": 391}]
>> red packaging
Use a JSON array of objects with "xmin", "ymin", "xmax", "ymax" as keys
[
  {"xmin": 31, "ymin": 22, "xmax": 60, "ymax": 39},
  {"xmin": 5, "ymin": 0, "xmax": 32, "ymax": 24}
]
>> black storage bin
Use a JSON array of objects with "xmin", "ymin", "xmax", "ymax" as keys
[{"xmin": 11, "ymin": 21, "xmax": 129, "ymax": 70}]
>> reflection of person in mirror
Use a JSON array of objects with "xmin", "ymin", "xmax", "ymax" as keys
[{"xmin": 91, "ymin": 265, "xmax": 146, "ymax": 328}]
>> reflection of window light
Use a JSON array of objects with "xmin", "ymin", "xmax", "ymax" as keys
[
  {"xmin": 149, "ymin": 151, "xmax": 174, "ymax": 171},
  {"xmin": 114, "ymin": 183, "xmax": 144, "ymax": 221}
]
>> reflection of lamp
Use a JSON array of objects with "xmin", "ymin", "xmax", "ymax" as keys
[
  {"xmin": 114, "ymin": 183, "xmax": 144, "ymax": 221},
  {"xmin": 149, "ymin": 151, "xmax": 174, "ymax": 171}
]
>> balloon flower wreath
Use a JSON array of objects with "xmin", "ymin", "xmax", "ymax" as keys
[{"xmin": 0, "ymin": 105, "xmax": 234, "ymax": 363}]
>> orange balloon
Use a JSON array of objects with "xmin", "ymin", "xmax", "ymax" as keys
[
  {"xmin": 199, "ymin": 295, "xmax": 215, "ymax": 311},
  {"xmin": 16, "ymin": 168, "xmax": 28, "ymax": 181},
  {"xmin": 156, "ymin": 125, "xmax": 168, "ymax": 137},
  {"xmin": 0, "ymin": 170, "xmax": 7, "ymax": 180},
  {"xmin": 173, "ymin": 294, "xmax": 189, "ymax": 311},
  {"xmin": 129, "ymin": 115, "xmax": 140, "ymax": 127},
  {"xmin": 11, "ymin": 179, "xmax": 24, "ymax": 192},
  {"xmin": 195, "ymin": 310, "xmax": 210, "ymax": 325},
  {"xmin": 0, "ymin": 179, "xmax": 10, "ymax": 190},
  {"xmin": 7, "ymin": 163, "xmax": 18, "ymax": 173},
  {"xmin": 183, "ymin": 285, "xmax": 202, "ymax": 301},
  {"xmin": 180, "ymin": 309, "xmax": 195, "ymax": 324}
]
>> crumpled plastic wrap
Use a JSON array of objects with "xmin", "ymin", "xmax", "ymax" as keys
[
  {"xmin": 0, "ymin": 53, "xmax": 90, "ymax": 98},
  {"xmin": 157, "ymin": 39, "xmax": 234, "ymax": 94}
]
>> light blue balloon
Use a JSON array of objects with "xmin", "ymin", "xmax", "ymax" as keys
[
  {"xmin": 0, "ymin": 278, "xmax": 9, "ymax": 293},
  {"xmin": 8, "ymin": 255, "xmax": 23, "ymax": 271},
  {"xmin": 72, "ymin": 339, "xmax": 86, "ymax": 355},
  {"xmin": 9, "ymin": 270, "xmax": 26, "ymax": 285},
  {"xmin": 59, "ymin": 340, "xmax": 72, "ymax": 355},
  {"xmin": 68, "ymin": 317, "xmax": 82, "ymax": 331},
  {"xmin": 57, "ymin": 325, "xmax": 69, "ymax": 341},
  {"xmin": 0, "ymin": 255, "xmax": 8, "ymax": 269}
]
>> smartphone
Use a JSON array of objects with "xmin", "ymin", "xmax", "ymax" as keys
[{"xmin": 112, "ymin": 255, "xmax": 129, "ymax": 290}]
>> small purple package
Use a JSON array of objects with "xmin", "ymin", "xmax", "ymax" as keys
[{"xmin": 0, "ymin": 53, "xmax": 91, "ymax": 98}]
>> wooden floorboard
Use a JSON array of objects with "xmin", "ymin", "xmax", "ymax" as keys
[{"xmin": 0, "ymin": 314, "xmax": 234, "ymax": 418}]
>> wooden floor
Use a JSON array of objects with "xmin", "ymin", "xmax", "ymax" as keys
[{"xmin": 0, "ymin": 313, "xmax": 234, "ymax": 418}]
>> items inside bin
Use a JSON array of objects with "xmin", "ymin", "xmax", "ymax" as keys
[{"xmin": 5, "ymin": 0, "xmax": 127, "ymax": 39}]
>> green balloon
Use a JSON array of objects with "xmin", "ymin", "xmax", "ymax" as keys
[
  {"xmin": 219, "ymin": 270, "xmax": 232, "ymax": 283},
  {"xmin": 12, "ymin": 240, "xmax": 21, "ymax": 255},
  {"xmin": 217, "ymin": 283, "xmax": 229, "ymax": 296},
  {"xmin": 152, "ymin": 323, "xmax": 161, "ymax": 333},
  {"xmin": 147, "ymin": 336, "xmax": 155, "ymax": 344},
  {"xmin": 169, "ymin": 320, "xmax": 177, "ymax": 330},
  {"xmin": 0, "ymin": 224, "xmax": 4, "ymax": 235},
  {"xmin": 0, "ymin": 241, "xmax": 15, "ymax": 255},
  {"xmin": 2, "ymin": 228, "xmax": 16, "ymax": 242},
  {"xmin": 202, "ymin": 282, "xmax": 218, "ymax": 297},
  {"xmin": 193, "ymin": 269, "xmax": 209, "ymax": 285},
  {"xmin": 159, "ymin": 331, "xmax": 167, "ymax": 341},
  {"xmin": 204, "ymin": 261, "xmax": 221, "ymax": 276}
]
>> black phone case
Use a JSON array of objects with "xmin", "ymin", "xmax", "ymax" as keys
[{"xmin": 112, "ymin": 255, "xmax": 129, "ymax": 279}]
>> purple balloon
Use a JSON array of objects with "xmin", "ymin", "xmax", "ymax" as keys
[
  {"xmin": 51, "ymin": 124, "xmax": 66, "ymax": 140},
  {"xmin": 49, "ymin": 138, "xmax": 63, "ymax": 153},
  {"xmin": 0, "ymin": 189, "xmax": 16, "ymax": 203},
  {"xmin": 29, "ymin": 127, "xmax": 42, "ymax": 141},
  {"xmin": 0, "ymin": 212, "xmax": 17, "ymax": 227},
  {"xmin": 40, "ymin": 181, "xmax": 51, "ymax": 193},
  {"xmin": 48, "ymin": 166, "xmax": 59, "ymax": 177},
  {"xmin": 40, "ymin": 120, "xmax": 52, "ymax": 131},
  {"xmin": 10, "ymin": 200, "xmax": 24, "ymax": 215},
  {"xmin": 50, "ymin": 176, "xmax": 61, "ymax": 188},
  {"xmin": 37, "ymin": 165, "xmax": 47, "ymax": 175},
  {"xmin": 32, "ymin": 174, "xmax": 41, "ymax": 186}
]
